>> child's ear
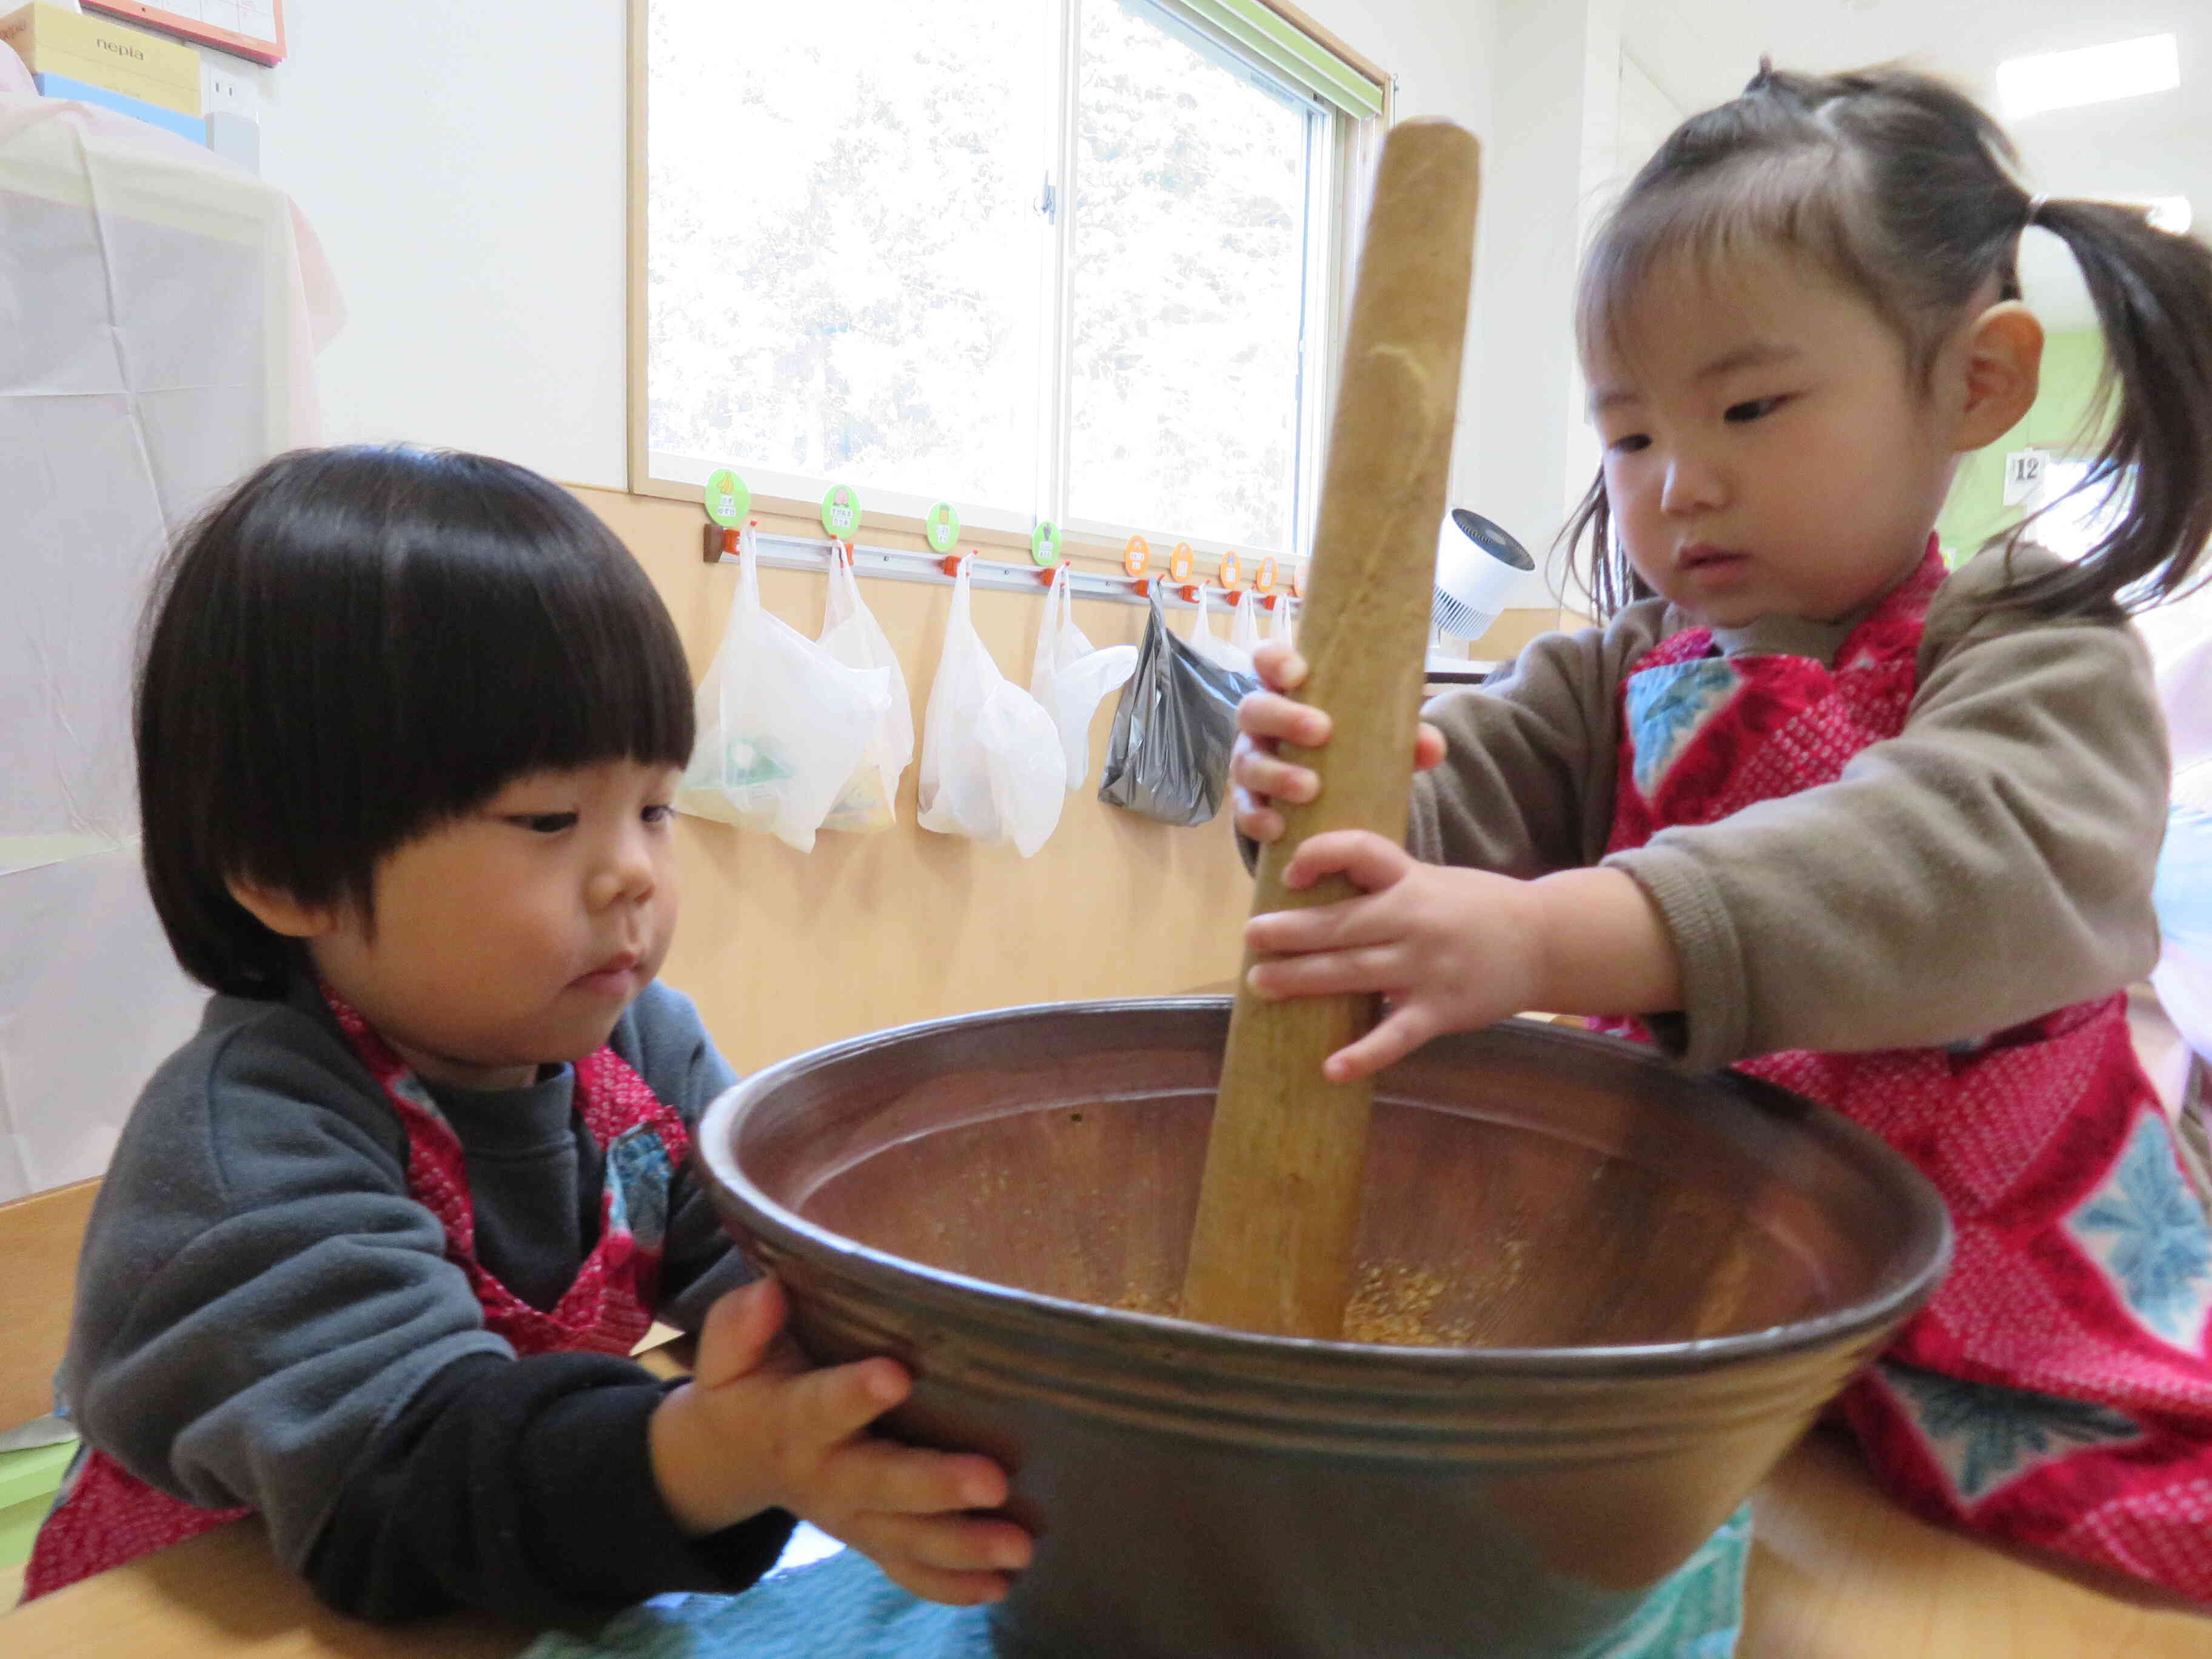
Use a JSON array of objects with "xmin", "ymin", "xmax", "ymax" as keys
[
  {"xmin": 1953, "ymin": 301, "xmax": 2045, "ymax": 452},
  {"xmin": 226, "ymin": 876, "xmax": 340, "ymax": 939}
]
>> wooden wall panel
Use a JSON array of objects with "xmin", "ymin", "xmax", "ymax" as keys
[
  {"xmin": 577, "ymin": 486, "xmax": 1565, "ymax": 1073},
  {"xmin": 578, "ymin": 487, "xmax": 1249, "ymax": 1071}
]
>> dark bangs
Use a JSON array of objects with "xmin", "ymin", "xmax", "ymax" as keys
[
  {"xmin": 367, "ymin": 453, "xmax": 694, "ymax": 808},
  {"xmin": 138, "ymin": 446, "xmax": 694, "ymax": 997},
  {"xmin": 1578, "ymin": 148, "xmax": 1911, "ymax": 380}
]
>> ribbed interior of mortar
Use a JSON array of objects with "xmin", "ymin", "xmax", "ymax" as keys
[{"xmin": 724, "ymin": 1003, "xmax": 1939, "ymax": 1352}]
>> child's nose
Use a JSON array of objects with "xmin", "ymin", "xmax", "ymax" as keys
[
  {"xmin": 1660, "ymin": 451, "xmax": 1726, "ymax": 515},
  {"xmin": 590, "ymin": 832, "xmax": 657, "ymax": 908}
]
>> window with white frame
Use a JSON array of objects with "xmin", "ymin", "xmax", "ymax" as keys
[
  {"xmin": 640, "ymin": 0, "xmax": 1382, "ymax": 560},
  {"xmin": 2035, "ymin": 455, "xmax": 2134, "ymax": 565}
]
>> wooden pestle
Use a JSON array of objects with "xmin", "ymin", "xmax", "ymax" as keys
[{"xmin": 1180, "ymin": 119, "xmax": 1483, "ymax": 1339}]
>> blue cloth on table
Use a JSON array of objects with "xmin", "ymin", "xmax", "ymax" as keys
[{"xmin": 523, "ymin": 1503, "xmax": 1749, "ymax": 1659}]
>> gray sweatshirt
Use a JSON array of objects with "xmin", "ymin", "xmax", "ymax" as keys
[
  {"xmin": 58, "ymin": 976, "xmax": 789, "ymax": 1624},
  {"xmin": 1404, "ymin": 546, "xmax": 2168, "ymax": 1068}
]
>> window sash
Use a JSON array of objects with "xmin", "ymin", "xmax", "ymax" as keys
[
  {"xmin": 629, "ymin": 0, "xmax": 1376, "ymax": 563},
  {"xmin": 1161, "ymin": 0, "xmax": 1385, "ymax": 118}
]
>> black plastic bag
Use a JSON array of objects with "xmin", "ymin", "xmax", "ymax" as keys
[{"xmin": 1097, "ymin": 600, "xmax": 1256, "ymax": 826}]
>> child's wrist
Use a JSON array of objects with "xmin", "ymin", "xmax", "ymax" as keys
[
  {"xmin": 648, "ymin": 1382, "xmax": 773, "ymax": 1538},
  {"xmin": 1523, "ymin": 868, "xmax": 1681, "ymax": 1016}
]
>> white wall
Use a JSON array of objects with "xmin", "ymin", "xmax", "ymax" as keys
[
  {"xmin": 1310, "ymin": 0, "xmax": 1643, "ymax": 609},
  {"xmin": 250, "ymin": 1, "xmax": 629, "ymax": 489},
  {"xmin": 1296, "ymin": 0, "xmax": 1499, "ymax": 569},
  {"xmin": 1464, "ymin": 0, "xmax": 1625, "ymax": 605},
  {"xmin": 240, "ymin": 1, "xmax": 1631, "ymax": 611}
]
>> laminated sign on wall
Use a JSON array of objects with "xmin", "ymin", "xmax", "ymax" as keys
[{"xmin": 2003, "ymin": 447, "xmax": 2049, "ymax": 508}]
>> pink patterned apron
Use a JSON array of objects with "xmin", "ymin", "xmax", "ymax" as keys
[
  {"xmin": 1598, "ymin": 543, "xmax": 2212, "ymax": 1600},
  {"xmin": 24, "ymin": 987, "xmax": 692, "ymax": 1601}
]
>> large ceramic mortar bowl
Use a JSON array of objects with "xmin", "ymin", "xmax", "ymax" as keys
[{"xmin": 697, "ymin": 999, "xmax": 1950, "ymax": 1659}]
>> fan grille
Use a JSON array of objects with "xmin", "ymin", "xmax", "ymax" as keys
[{"xmin": 1431, "ymin": 589, "xmax": 1500, "ymax": 640}]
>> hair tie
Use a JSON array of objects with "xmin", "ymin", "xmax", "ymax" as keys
[{"xmin": 2023, "ymin": 192, "xmax": 2049, "ymax": 226}]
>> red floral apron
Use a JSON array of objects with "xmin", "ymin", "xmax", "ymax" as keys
[
  {"xmin": 24, "ymin": 988, "xmax": 692, "ymax": 1601},
  {"xmin": 1599, "ymin": 543, "xmax": 2212, "ymax": 1601}
]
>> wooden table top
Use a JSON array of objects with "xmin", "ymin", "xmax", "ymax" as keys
[
  {"xmin": 8, "ymin": 1427, "xmax": 2207, "ymax": 1658},
  {"xmin": 1, "ymin": 1521, "xmax": 526, "ymax": 1658}
]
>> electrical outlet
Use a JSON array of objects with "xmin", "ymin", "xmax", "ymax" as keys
[{"xmin": 200, "ymin": 58, "xmax": 261, "ymax": 117}]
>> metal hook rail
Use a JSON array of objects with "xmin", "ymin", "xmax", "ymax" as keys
[{"xmin": 703, "ymin": 524, "xmax": 1301, "ymax": 614}]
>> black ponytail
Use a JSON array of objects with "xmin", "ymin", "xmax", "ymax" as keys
[{"xmin": 2005, "ymin": 199, "xmax": 2212, "ymax": 614}]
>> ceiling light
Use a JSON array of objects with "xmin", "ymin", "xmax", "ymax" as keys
[
  {"xmin": 2146, "ymin": 196, "xmax": 2193, "ymax": 235},
  {"xmin": 1996, "ymin": 34, "xmax": 2180, "ymax": 121},
  {"xmin": 2079, "ymin": 195, "xmax": 2198, "ymax": 233}
]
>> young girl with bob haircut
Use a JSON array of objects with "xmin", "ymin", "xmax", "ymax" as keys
[
  {"xmin": 1236, "ymin": 64, "xmax": 2212, "ymax": 1598},
  {"xmin": 26, "ymin": 446, "xmax": 1030, "ymax": 1619}
]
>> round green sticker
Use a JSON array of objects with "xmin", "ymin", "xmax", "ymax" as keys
[
  {"xmin": 1030, "ymin": 520, "xmax": 1062, "ymax": 568},
  {"xmin": 924, "ymin": 502, "xmax": 961, "ymax": 555},
  {"xmin": 822, "ymin": 484, "xmax": 860, "ymax": 540},
  {"xmin": 704, "ymin": 469, "xmax": 749, "ymax": 528}
]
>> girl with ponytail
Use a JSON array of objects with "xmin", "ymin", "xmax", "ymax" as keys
[{"xmin": 1232, "ymin": 61, "xmax": 2212, "ymax": 1600}]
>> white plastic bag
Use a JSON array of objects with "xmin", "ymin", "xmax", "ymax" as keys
[
  {"xmin": 816, "ymin": 549, "xmax": 913, "ymax": 832},
  {"xmin": 1185, "ymin": 583, "xmax": 1255, "ymax": 676},
  {"xmin": 1228, "ymin": 589, "xmax": 1263, "ymax": 659},
  {"xmin": 676, "ymin": 528, "xmax": 893, "ymax": 852},
  {"xmin": 917, "ymin": 557, "xmax": 1067, "ymax": 856},
  {"xmin": 1028, "ymin": 563, "xmax": 1138, "ymax": 789}
]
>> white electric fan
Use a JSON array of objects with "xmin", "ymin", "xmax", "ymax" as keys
[{"xmin": 1429, "ymin": 506, "xmax": 1535, "ymax": 668}]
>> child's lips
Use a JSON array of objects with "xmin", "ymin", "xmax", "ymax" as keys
[
  {"xmin": 1678, "ymin": 544, "xmax": 1751, "ymax": 583},
  {"xmin": 571, "ymin": 951, "xmax": 641, "ymax": 994}
]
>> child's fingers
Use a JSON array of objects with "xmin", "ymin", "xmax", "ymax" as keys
[
  {"xmin": 1237, "ymin": 689, "xmax": 1330, "ymax": 749},
  {"xmin": 778, "ymin": 1355, "xmax": 913, "ymax": 1453},
  {"xmin": 1252, "ymin": 641, "xmax": 1307, "ymax": 695},
  {"xmin": 1415, "ymin": 721, "xmax": 1447, "ymax": 772},
  {"xmin": 691, "ymin": 1277, "xmax": 795, "ymax": 1390},
  {"xmin": 1244, "ymin": 892, "xmax": 1398, "ymax": 957},
  {"xmin": 1280, "ymin": 830, "xmax": 1413, "ymax": 894},
  {"xmin": 837, "ymin": 1509, "xmax": 1033, "ymax": 1577},
  {"xmin": 1232, "ymin": 789, "xmax": 1285, "ymax": 846},
  {"xmin": 1230, "ymin": 742, "xmax": 1320, "ymax": 809},
  {"xmin": 1245, "ymin": 945, "xmax": 1407, "ymax": 1002},
  {"xmin": 868, "ymin": 1557, "xmax": 1015, "ymax": 1608},
  {"xmin": 1323, "ymin": 1002, "xmax": 1442, "ymax": 1082},
  {"xmin": 815, "ymin": 1437, "xmax": 1008, "ymax": 1518}
]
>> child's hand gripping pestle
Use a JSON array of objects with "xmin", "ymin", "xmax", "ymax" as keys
[{"xmin": 1180, "ymin": 118, "xmax": 1483, "ymax": 1339}]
